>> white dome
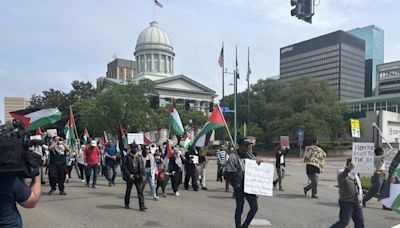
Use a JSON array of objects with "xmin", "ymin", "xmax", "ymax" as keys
[{"xmin": 135, "ymin": 21, "xmax": 174, "ymax": 55}]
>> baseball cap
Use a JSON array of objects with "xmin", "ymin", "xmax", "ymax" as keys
[{"xmin": 237, "ymin": 136, "xmax": 252, "ymax": 145}]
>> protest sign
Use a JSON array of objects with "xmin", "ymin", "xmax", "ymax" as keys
[
  {"xmin": 352, "ymin": 142, "xmax": 374, "ymax": 173},
  {"xmin": 244, "ymin": 159, "xmax": 274, "ymax": 196},
  {"xmin": 127, "ymin": 133, "xmax": 144, "ymax": 145},
  {"xmin": 303, "ymin": 146, "xmax": 327, "ymax": 170},
  {"xmin": 46, "ymin": 129, "xmax": 57, "ymax": 137},
  {"xmin": 280, "ymin": 136, "xmax": 289, "ymax": 148}
]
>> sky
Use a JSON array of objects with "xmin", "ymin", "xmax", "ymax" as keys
[{"xmin": 1, "ymin": 0, "xmax": 399, "ymax": 122}]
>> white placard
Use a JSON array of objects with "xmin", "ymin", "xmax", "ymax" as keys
[
  {"xmin": 244, "ymin": 159, "xmax": 275, "ymax": 196},
  {"xmin": 46, "ymin": 129, "xmax": 57, "ymax": 137},
  {"xmin": 352, "ymin": 142, "xmax": 375, "ymax": 174},
  {"xmin": 127, "ymin": 133, "xmax": 144, "ymax": 145}
]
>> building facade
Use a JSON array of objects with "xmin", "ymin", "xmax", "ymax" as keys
[
  {"xmin": 4, "ymin": 97, "xmax": 30, "ymax": 123},
  {"xmin": 106, "ymin": 58, "xmax": 137, "ymax": 80},
  {"xmin": 348, "ymin": 25, "xmax": 384, "ymax": 96},
  {"xmin": 280, "ymin": 30, "xmax": 365, "ymax": 101},
  {"xmin": 377, "ymin": 61, "xmax": 400, "ymax": 95}
]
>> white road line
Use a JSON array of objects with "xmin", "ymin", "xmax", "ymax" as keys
[{"xmin": 250, "ymin": 219, "xmax": 272, "ymax": 226}]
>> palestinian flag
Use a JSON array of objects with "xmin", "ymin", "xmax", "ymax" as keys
[
  {"xmin": 192, "ymin": 106, "xmax": 225, "ymax": 147},
  {"xmin": 379, "ymin": 151, "xmax": 400, "ymax": 213},
  {"xmin": 144, "ymin": 134, "xmax": 152, "ymax": 145},
  {"xmin": 35, "ymin": 128, "xmax": 43, "ymax": 136},
  {"xmin": 118, "ymin": 124, "xmax": 128, "ymax": 153},
  {"xmin": 170, "ymin": 98, "xmax": 184, "ymax": 137},
  {"xmin": 162, "ymin": 140, "xmax": 173, "ymax": 188},
  {"xmin": 183, "ymin": 132, "xmax": 192, "ymax": 153},
  {"xmin": 64, "ymin": 109, "xmax": 76, "ymax": 150},
  {"xmin": 83, "ymin": 128, "xmax": 91, "ymax": 145},
  {"xmin": 10, "ymin": 107, "xmax": 62, "ymax": 131}
]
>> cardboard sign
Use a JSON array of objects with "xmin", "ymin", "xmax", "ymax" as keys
[
  {"xmin": 280, "ymin": 136, "xmax": 289, "ymax": 148},
  {"xmin": 127, "ymin": 133, "xmax": 144, "ymax": 145},
  {"xmin": 303, "ymin": 146, "xmax": 327, "ymax": 170},
  {"xmin": 352, "ymin": 142, "xmax": 374, "ymax": 174},
  {"xmin": 244, "ymin": 159, "xmax": 275, "ymax": 196}
]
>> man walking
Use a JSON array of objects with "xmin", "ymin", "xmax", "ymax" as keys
[
  {"xmin": 104, "ymin": 139, "xmax": 117, "ymax": 187},
  {"xmin": 331, "ymin": 158, "xmax": 364, "ymax": 228},
  {"xmin": 184, "ymin": 146, "xmax": 200, "ymax": 191},
  {"xmin": 216, "ymin": 145, "xmax": 227, "ymax": 182},
  {"xmin": 84, "ymin": 140, "xmax": 100, "ymax": 188},
  {"xmin": 273, "ymin": 146, "xmax": 289, "ymax": 191},
  {"xmin": 48, "ymin": 136, "xmax": 70, "ymax": 195},
  {"xmin": 303, "ymin": 143, "xmax": 326, "ymax": 199}
]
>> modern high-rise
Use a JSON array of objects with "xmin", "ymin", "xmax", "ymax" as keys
[
  {"xmin": 280, "ymin": 30, "xmax": 365, "ymax": 100},
  {"xmin": 377, "ymin": 61, "xmax": 400, "ymax": 95},
  {"xmin": 4, "ymin": 97, "xmax": 30, "ymax": 123},
  {"xmin": 348, "ymin": 25, "xmax": 384, "ymax": 96}
]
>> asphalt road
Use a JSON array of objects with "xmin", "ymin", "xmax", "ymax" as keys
[{"xmin": 20, "ymin": 159, "xmax": 399, "ymax": 228}]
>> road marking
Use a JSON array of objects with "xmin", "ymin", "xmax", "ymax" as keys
[
  {"xmin": 392, "ymin": 225, "xmax": 400, "ymax": 228},
  {"xmin": 250, "ymin": 219, "xmax": 272, "ymax": 226}
]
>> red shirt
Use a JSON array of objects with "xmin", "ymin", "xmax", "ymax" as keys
[{"xmin": 84, "ymin": 146, "xmax": 100, "ymax": 165}]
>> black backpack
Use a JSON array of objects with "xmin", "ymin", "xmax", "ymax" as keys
[{"xmin": 0, "ymin": 125, "xmax": 25, "ymax": 174}]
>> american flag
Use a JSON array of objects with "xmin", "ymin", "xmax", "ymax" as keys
[
  {"xmin": 218, "ymin": 46, "xmax": 224, "ymax": 67},
  {"xmin": 155, "ymin": 0, "xmax": 163, "ymax": 8}
]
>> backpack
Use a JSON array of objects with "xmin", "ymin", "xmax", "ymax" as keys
[{"xmin": 0, "ymin": 125, "xmax": 25, "ymax": 174}]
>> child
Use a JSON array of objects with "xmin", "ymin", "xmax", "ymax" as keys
[{"xmin": 156, "ymin": 163, "xmax": 168, "ymax": 197}]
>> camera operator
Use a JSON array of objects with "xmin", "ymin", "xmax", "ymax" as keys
[
  {"xmin": 1, "ymin": 119, "xmax": 42, "ymax": 227},
  {"xmin": 48, "ymin": 136, "xmax": 70, "ymax": 195}
]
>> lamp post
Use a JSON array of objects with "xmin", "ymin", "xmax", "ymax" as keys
[{"xmin": 224, "ymin": 68, "xmax": 237, "ymax": 146}]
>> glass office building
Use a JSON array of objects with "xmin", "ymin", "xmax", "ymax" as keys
[
  {"xmin": 348, "ymin": 25, "xmax": 384, "ymax": 96},
  {"xmin": 280, "ymin": 31, "xmax": 365, "ymax": 100}
]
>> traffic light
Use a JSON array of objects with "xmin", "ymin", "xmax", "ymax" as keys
[
  {"xmin": 149, "ymin": 96, "xmax": 160, "ymax": 108},
  {"xmin": 209, "ymin": 102, "xmax": 214, "ymax": 112},
  {"xmin": 290, "ymin": 0, "xmax": 314, "ymax": 24},
  {"xmin": 184, "ymin": 99, "xmax": 190, "ymax": 111}
]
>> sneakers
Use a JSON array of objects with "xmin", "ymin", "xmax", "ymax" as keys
[
  {"xmin": 108, "ymin": 183, "xmax": 112, "ymax": 187},
  {"xmin": 202, "ymin": 187, "xmax": 208, "ymax": 190},
  {"xmin": 175, "ymin": 191, "xmax": 180, "ymax": 197},
  {"xmin": 81, "ymin": 179, "xmax": 85, "ymax": 183},
  {"xmin": 140, "ymin": 206, "xmax": 147, "ymax": 211},
  {"xmin": 153, "ymin": 195, "xmax": 159, "ymax": 201},
  {"xmin": 303, "ymin": 187, "xmax": 307, "ymax": 195},
  {"xmin": 362, "ymin": 199, "xmax": 366, "ymax": 207},
  {"xmin": 311, "ymin": 195, "xmax": 318, "ymax": 199},
  {"xmin": 124, "ymin": 205, "xmax": 130, "ymax": 209},
  {"xmin": 279, "ymin": 188, "xmax": 284, "ymax": 191},
  {"xmin": 60, "ymin": 191, "xmax": 67, "ymax": 195},
  {"xmin": 92, "ymin": 185, "xmax": 97, "ymax": 188},
  {"xmin": 163, "ymin": 193, "xmax": 167, "ymax": 197},
  {"xmin": 48, "ymin": 189, "xmax": 56, "ymax": 195}
]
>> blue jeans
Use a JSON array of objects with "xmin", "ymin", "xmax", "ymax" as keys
[
  {"xmin": 142, "ymin": 169, "xmax": 156, "ymax": 196},
  {"xmin": 331, "ymin": 201, "xmax": 364, "ymax": 228},
  {"xmin": 85, "ymin": 164, "xmax": 99, "ymax": 186},
  {"xmin": 106, "ymin": 163, "xmax": 117, "ymax": 184}
]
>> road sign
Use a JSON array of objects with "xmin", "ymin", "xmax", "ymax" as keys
[
  {"xmin": 298, "ymin": 129, "xmax": 305, "ymax": 135},
  {"xmin": 220, "ymin": 106, "xmax": 230, "ymax": 112},
  {"xmin": 350, "ymin": 118, "xmax": 361, "ymax": 138}
]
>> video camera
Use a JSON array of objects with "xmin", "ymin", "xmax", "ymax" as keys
[{"xmin": 0, "ymin": 120, "xmax": 42, "ymax": 178}]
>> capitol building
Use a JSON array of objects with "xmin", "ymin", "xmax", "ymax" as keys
[{"xmin": 97, "ymin": 21, "xmax": 217, "ymax": 114}]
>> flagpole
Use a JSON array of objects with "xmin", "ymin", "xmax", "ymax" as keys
[
  {"xmin": 221, "ymin": 42, "xmax": 225, "ymax": 145},
  {"xmin": 247, "ymin": 46, "xmax": 250, "ymax": 133},
  {"xmin": 234, "ymin": 45, "xmax": 238, "ymax": 147},
  {"xmin": 152, "ymin": 0, "xmax": 155, "ymax": 21},
  {"xmin": 217, "ymin": 104, "xmax": 235, "ymax": 147}
]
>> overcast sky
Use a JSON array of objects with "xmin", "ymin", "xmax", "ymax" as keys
[{"xmin": 1, "ymin": 0, "xmax": 399, "ymax": 122}]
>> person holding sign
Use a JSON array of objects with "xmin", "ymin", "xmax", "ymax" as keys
[
  {"xmin": 331, "ymin": 158, "xmax": 364, "ymax": 228},
  {"xmin": 273, "ymin": 145, "xmax": 289, "ymax": 191},
  {"xmin": 226, "ymin": 136, "xmax": 263, "ymax": 228},
  {"xmin": 303, "ymin": 142, "xmax": 326, "ymax": 199}
]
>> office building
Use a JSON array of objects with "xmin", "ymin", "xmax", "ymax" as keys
[
  {"xmin": 377, "ymin": 61, "xmax": 400, "ymax": 95},
  {"xmin": 106, "ymin": 58, "xmax": 137, "ymax": 80},
  {"xmin": 4, "ymin": 97, "xmax": 30, "ymax": 123},
  {"xmin": 348, "ymin": 25, "xmax": 384, "ymax": 96},
  {"xmin": 280, "ymin": 30, "xmax": 365, "ymax": 100}
]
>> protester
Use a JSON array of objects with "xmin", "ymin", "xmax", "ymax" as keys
[
  {"xmin": 65, "ymin": 150, "xmax": 75, "ymax": 183},
  {"xmin": 76, "ymin": 145, "xmax": 86, "ymax": 183},
  {"xmin": 141, "ymin": 145, "xmax": 159, "ymax": 200},
  {"xmin": 273, "ymin": 145, "xmax": 289, "ymax": 191},
  {"xmin": 104, "ymin": 139, "xmax": 118, "ymax": 187},
  {"xmin": 303, "ymin": 143, "xmax": 325, "ymax": 199},
  {"xmin": 154, "ymin": 148, "xmax": 163, "ymax": 166},
  {"xmin": 121, "ymin": 143, "xmax": 147, "ymax": 211},
  {"xmin": 197, "ymin": 147, "xmax": 208, "ymax": 190},
  {"xmin": 155, "ymin": 163, "xmax": 167, "ymax": 197},
  {"xmin": 226, "ymin": 136, "xmax": 263, "ymax": 228},
  {"xmin": 84, "ymin": 140, "xmax": 101, "ymax": 188},
  {"xmin": 363, "ymin": 147, "xmax": 389, "ymax": 208},
  {"xmin": 331, "ymin": 158, "xmax": 364, "ymax": 228},
  {"xmin": 170, "ymin": 147, "xmax": 185, "ymax": 196},
  {"xmin": 216, "ymin": 145, "xmax": 227, "ymax": 182},
  {"xmin": 48, "ymin": 136, "xmax": 70, "ymax": 195},
  {"xmin": 184, "ymin": 146, "xmax": 200, "ymax": 191},
  {"xmin": 0, "ymin": 174, "xmax": 42, "ymax": 227}
]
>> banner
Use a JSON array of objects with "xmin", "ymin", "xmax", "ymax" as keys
[
  {"xmin": 244, "ymin": 159, "xmax": 274, "ymax": 196},
  {"xmin": 127, "ymin": 133, "xmax": 144, "ymax": 145},
  {"xmin": 352, "ymin": 142, "xmax": 374, "ymax": 173},
  {"xmin": 303, "ymin": 146, "xmax": 327, "ymax": 170}
]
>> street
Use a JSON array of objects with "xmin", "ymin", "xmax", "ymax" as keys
[{"xmin": 20, "ymin": 159, "xmax": 399, "ymax": 228}]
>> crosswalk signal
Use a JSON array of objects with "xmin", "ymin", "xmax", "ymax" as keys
[
  {"xmin": 184, "ymin": 99, "xmax": 190, "ymax": 111},
  {"xmin": 209, "ymin": 102, "xmax": 214, "ymax": 112}
]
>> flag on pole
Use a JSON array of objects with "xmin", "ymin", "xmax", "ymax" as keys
[
  {"xmin": 235, "ymin": 46, "xmax": 240, "ymax": 79},
  {"xmin": 64, "ymin": 109, "xmax": 76, "ymax": 150},
  {"xmin": 83, "ymin": 128, "xmax": 91, "ymax": 145},
  {"xmin": 192, "ymin": 106, "xmax": 225, "ymax": 147},
  {"xmin": 10, "ymin": 107, "xmax": 62, "ymax": 131},
  {"xmin": 35, "ymin": 128, "xmax": 43, "ymax": 136},
  {"xmin": 118, "ymin": 124, "xmax": 128, "ymax": 153},
  {"xmin": 170, "ymin": 98, "xmax": 185, "ymax": 137},
  {"xmin": 379, "ymin": 151, "xmax": 400, "ymax": 213},
  {"xmin": 247, "ymin": 47, "xmax": 251, "ymax": 82},
  {"xmin": 155, "ymin": 0, "xmax": 163, "ymax": 8},
  {"xmin": 183, "ymin": 132, "xmax": 193, "ymax": 153},
  {"xmin": 162, "ymin": 140, "xmax": 174, "ymax": 187},
  {"xmin": 218, "ymin": 46, "xmax": 224, "ymax": 67}
]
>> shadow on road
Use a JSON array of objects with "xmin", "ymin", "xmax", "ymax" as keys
[
  {"xmin": 317, "ymin": 201, "xmax": 338, "ymax": 208},
  {"xmin": 275, "ymin": 194, "xmax": 306, "ymax": 199},
  {"xmin": 207, "ymin": 195, "xmax": 233, "ymax": 200},
  {"xmin": 96, "ymin": 204, "xmax": 129, "ymax": 210},
  {"xmin": 143, "ymin": 220, "xmax": 164, "ymax": 227}
]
